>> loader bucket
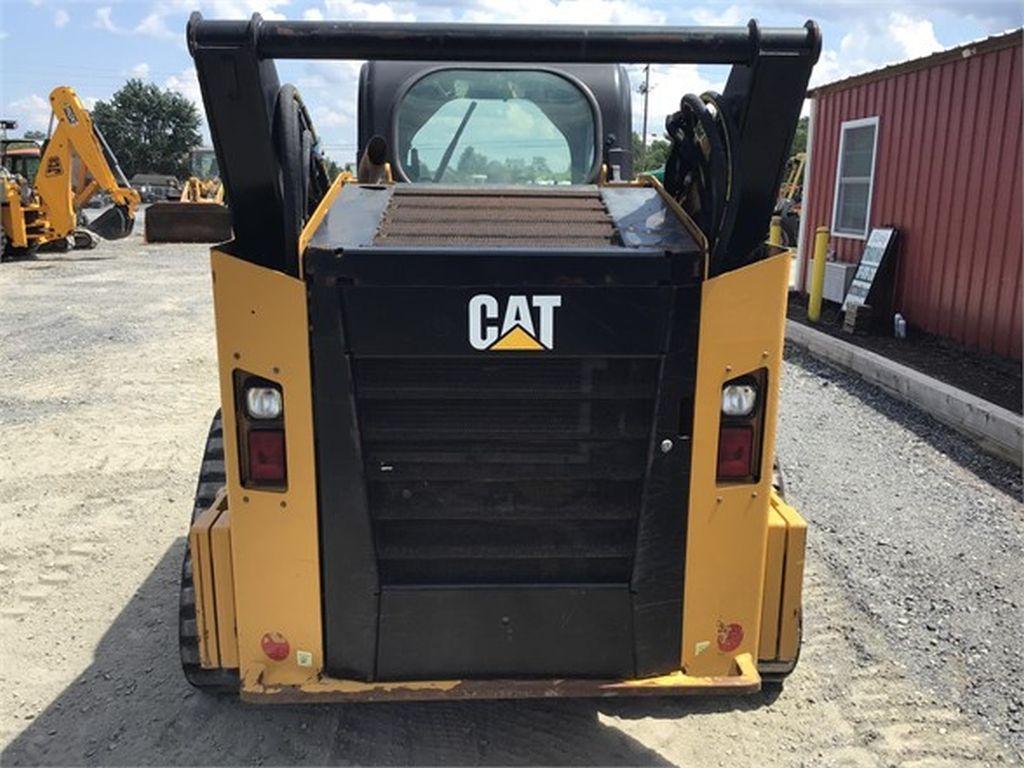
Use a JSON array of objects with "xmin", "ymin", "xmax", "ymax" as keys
[
  {"xmin": 144, "ymin": 201, "xmax": 232, "ymax": 243},
  {"xmin": 86, "ymin": 204, "xmax": 135, "ymax": 240}
]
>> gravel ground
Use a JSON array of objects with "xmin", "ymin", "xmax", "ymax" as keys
[{"xmin": 0, "ymin": 233, "xmax": 1022, "ymax": 766}]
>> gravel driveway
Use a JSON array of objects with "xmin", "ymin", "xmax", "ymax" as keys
[{"xmin": 1, "ymin": 234, "xmax": 1021, "ymax": 766}]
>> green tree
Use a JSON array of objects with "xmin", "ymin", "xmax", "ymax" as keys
[
  {"xmin": 323, "ymin": 156, "xmax": 343, "ymax": 180},
  {"xmin": 91, "ymin": 79, "xmax": 201, "ymax": 178},
  {"xmin": 456, "ymin": 145, "xmax": 489, "ymax": 179},
  {"xmin": 528, "ymin": 156, "xmax": 553, "ymax": 181},
  {"xmin": 790, "ymin": 116, "xmax": 809, "ymax": 155},
  {"xmin": 631, "ymin": 132, "xmax": 671, "ymax": 172},
  {"xmin": 22, "ymin": 129, "xmax": 46, "ymax": 141},
  {"xmin": 485, "ymin": 159, "xmax": 509, "ymax": 184}
]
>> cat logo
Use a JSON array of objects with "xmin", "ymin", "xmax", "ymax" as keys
[
  {"xmin": 44, "ymin": 157, "xmax": 63, "ymax": 177},
  {"xmin": 468, "ymin": 294, "xmax": 561, "ymax": 351}
]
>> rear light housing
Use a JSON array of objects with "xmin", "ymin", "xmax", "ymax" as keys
[
  {"xmin": 716, "ymin": 370, "xmax": 766, "ymax": 483},
  {"xmin": 235, "ymin": 372, "xmax": 287, "ymax": 490}
]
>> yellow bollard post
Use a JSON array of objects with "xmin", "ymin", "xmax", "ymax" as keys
[
  {"xmin": 807, "ymin": 226, "xmax": 829, "ymax": 323},
  {"xmin": 769, "ymin": 215, "xmax": 783, "ymax": 247}
]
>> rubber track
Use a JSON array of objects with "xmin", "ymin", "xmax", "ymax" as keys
[{"xmin": 179, "ymin": 411, "xmax": 239, "ymax": 692}]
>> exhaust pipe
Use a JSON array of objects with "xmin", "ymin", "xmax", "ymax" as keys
[{"xmin": 357, "ymin": 135, "xmax": 388, "ymax": 184}]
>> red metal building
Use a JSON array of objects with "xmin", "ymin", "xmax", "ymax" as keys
[{"xmin": 798, "ymin": 30, "xmax": 1022, "ymax": 359}]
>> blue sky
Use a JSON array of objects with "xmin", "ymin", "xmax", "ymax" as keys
[{"xmin": 1, "ymin": 0, "xmax": 1020, "ymax": 166}]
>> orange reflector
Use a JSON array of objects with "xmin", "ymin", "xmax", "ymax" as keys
[{"xmin": 261, "ymin": 632, "xmax": 290, "ymax": 661}]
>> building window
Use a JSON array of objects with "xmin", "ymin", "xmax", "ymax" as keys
[{"xmin": 831, "ymin": 116, "xmax": 879, "ymax": 239}]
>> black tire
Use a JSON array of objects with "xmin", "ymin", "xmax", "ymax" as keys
[
  {"xmin": 179, "ymin": 411, "xmax": 239, "ymax": 693},
  {"xmin": 272, "ymin": 84, "xmax": 329, "ymax": 260},
  {"xmin": 273, "ymin": 84, "xmax": 305, "ymax": 261}
]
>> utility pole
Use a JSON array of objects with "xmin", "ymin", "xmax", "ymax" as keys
[{"xmin": 639, "ymin": 65, "xmax": 650, "ymax": 171}]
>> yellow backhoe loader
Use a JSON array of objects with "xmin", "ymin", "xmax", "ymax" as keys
[
  {"xmin": 145, "ymin": 147, "xmax": 232, "ymax": 243},
  {"xmin": 1, "ymin": 86, "xmax": 139, "ymax": 260},
  {"xmin": 774, "ymin": 152, "xmax": 806, "ymax": 247},
  {"xmin": 182, "ymin": 14, "xmax": 818, "ymax": 703}
]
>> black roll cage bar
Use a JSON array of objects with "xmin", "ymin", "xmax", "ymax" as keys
[{"xmin": 187, "ymin": 14, "xmax": 820, "ymax": 276}]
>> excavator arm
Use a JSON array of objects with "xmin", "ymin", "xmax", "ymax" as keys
[{"xmin": 35, "ymin": 86, "xmax": 139, "ymax": 240}]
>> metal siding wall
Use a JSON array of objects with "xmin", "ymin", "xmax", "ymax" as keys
[{"xmin": 805, "ymin": 41, "xmax": 1023, "ymax": 358}]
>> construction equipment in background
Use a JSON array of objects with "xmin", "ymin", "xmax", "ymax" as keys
[
  {"xmin": 1, "ymin": 140, "xmax": 42, "ymax": 181},
  {"xmin": 144, "ymin": 148, "xmax": 232, "ymax": 243},
  {"xmin": 1, "ymin": 87, "xmax": 139, "ymax": 260},
  {"xmin": 774, "ymin": 152, "xmax": 805, "ymax": 247},
  {"xmin": 3, "ymin": 139, "xmax": 109, "ymax": 213},
  {"xmin": 132, "ymin": 173, "xmax": 183, "ymax": 203},
  {"xmin": 181, "ymin": 14, "xmax": 818, "ymax": 703}
]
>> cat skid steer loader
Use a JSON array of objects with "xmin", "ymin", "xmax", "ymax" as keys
[
  {"xmin": 182, "ymin": 14, "xmax": 818, "ymax": 702},
  {"xmin": 1, "ymin": 87, "xmax": 138, "ymax": 260}
]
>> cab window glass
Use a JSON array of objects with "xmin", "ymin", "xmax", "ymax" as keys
[{"xmin": 397, "ymin": 69, "xmax": 596, "ymax": 184}]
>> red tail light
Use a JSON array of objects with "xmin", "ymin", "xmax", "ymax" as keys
[
  {"xmin": 716, "ymin": 370, "xmax": 766, "ymax": 484},
  {"xmin": 248, "ymin": 430, "xmax": 286, "ymax": 483},
  {"xmin": 717, "ymin": 426, "xmax": 753, "ymax": 480}
]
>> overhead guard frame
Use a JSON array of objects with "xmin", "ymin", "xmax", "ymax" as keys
[
  {"xmin": 187, "ymin": 13, "xmax": 820, "ymax": 276},
  {"xmin": 188, "ymin": 17, "xmax": 819, "ymax": 64}
]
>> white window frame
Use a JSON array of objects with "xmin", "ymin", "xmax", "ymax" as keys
[{"xmin": 831, "ymin": 116, "xmax": 879, "ymax": 240}]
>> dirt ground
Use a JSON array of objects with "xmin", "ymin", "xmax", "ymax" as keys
[{"xmin": 1, "ymin": 231, "xmax": 1022, "ymax": 766}]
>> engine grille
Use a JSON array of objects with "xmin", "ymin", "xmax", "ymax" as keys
[
  {"xmin": 373, "ymin": 187, "xmax": 620, "ymax": 248},
  {"xmin": 352, "ymin": 356, "xmax": 659, "ymax": 585}
]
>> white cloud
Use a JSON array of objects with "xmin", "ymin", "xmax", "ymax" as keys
[
  {"xmin": 630, "ymin": 62, "xmax": 725, "ymax": 136},
  {"xmin": 200, "ymin": 0, "xmax": 290, "ymax": 19},
  {"xmin": 135, "ymin": 12, "xmax": 177, "ymax": 39},
  {"xmin": 94, "ymin": 4, "xmax": 185, "ymax": 39},
  {"xmin": 130, "ymin": 62, "xmax": 151, "ymax": 79},
  {"xmin": 165, "ymin": 67, "xmax": 203, "ymax": 109},
  {"xmin": 304, "ymin": 0, "xmax": 663, "ymax": 25},
  {"xmin": 8, "ymin": 94, "xmax": 52, "ymax": 133},
  {"xmin": 93, "ymin": 6, "xmax": 118, "ymax": 33},
  {"xmin": 689, "ymin": 5, "xmax": 746, "ymax": 27},
  {"xmin": 889, "ymin": 12, "xmax": 942, "ymax": 59},
  {"xmin": 298, "ymin": 59, "xmax": 362, "ymax": 89},
  {"xmin": 321, "ymin": 0, "xmax": 415, "ymax": 22},
  {"xmin": 312, "ymin": 103, "xmax": 355, "ymax": 129},
  {"xmin": 458, "ymin": 0, "xmax": 663, "ymax": 25},
  {"xmin": 53, "ymin": 9, "xmax": 70, "ymax": 28},
  {"xmin": 809, "ymin": 11, "xmax": 946, "ymax": 89}
]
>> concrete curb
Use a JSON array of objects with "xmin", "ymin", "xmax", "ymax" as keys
[{"xmin": 785, "ymin": 319, "xmax": 1023, "ymax": 467}]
